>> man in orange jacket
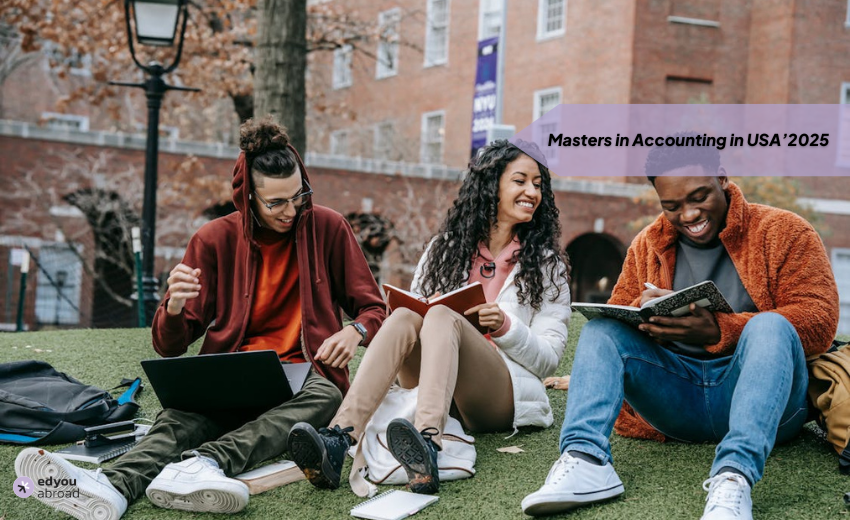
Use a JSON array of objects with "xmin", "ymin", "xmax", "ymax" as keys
[{"xmin": 523, "ymin": 131, "xmax": 839, "ymax": 520}]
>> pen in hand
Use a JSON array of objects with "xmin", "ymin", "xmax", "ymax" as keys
[{"xmin": 644, "ymin": 282, "xmax": 659, "ymax": 290}]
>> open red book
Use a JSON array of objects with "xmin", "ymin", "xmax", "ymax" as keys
[{"xmin": 382, "ymin": 282, "xmax": 488, "ymax": 334}]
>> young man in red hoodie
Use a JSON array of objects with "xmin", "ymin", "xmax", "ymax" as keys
[{"xmin": 15, "ymin": 117, "xmax": 386, "ymax": 520}]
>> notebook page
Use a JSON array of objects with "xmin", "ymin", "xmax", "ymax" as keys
[{"xmin": 350, "ymin": 490, "xmax": 438, "ymax": 520}]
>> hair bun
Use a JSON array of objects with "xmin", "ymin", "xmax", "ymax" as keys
[{"xmin": 240, "ymin": 116, "xmax": 290, "ymax": 155}]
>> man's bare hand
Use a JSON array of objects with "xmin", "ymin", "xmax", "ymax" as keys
[
  {"xmin": 166, "ymin": 264, "xmax": 201, "ymax": 315},
  {"xmin": 638, "ymin": 304, "xmax": 721, "ymax": 345},
  {"xmin": 640, "ymin": 288, "xmax": 673, "ymax": 307},
  {"xmin": 315, "ymin": 326, "xmax": 362, "ymax": 368}
]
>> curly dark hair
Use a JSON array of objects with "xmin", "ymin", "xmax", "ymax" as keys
[
  {"xmin": 418, "ymin": 140, "xmax": 569, "ymax": 310},
  {"xmin": 645, "ymin": 131, "xmax": 721, "ymax": 183},
  {"xmin": 239, "ymin": 116, "xmax": 300, "ymax": 182}
]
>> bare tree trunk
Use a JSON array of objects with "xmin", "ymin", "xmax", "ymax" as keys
[{"xmin": 255, "ymin": 0, "xmax": 308, "ymax": 154}]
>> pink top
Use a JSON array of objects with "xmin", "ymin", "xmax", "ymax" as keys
[{"xmin": 468, "ymin": 238, "xmax": 521, "ymax": 337}]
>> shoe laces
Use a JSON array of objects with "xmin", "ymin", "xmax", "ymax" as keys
[
  {"xmin": 545, "ymin": 452, "xmax": 579, "ymax": 485},
  {"xmin": 703, "ymin": 473, "xmax": 749, "ymax": 515},
  {"xmin": 189, "ymin": 450, "xmax": 225, "ymax": 476},
  {"xmin": 419, "ymin": 427, "xmax": 441, "ymax": 447},
  {"xmin": 318, "ymin": 425, "xmax": 355, "ymax": 442}
]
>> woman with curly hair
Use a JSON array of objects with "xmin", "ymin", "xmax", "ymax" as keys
[
  {"xmin": 15, "ymin": 117, "xmax": 386, "ymax": 520},
  {"xmin": 289, "ymin": 139, "xmax": 571, "ymax": 495}
]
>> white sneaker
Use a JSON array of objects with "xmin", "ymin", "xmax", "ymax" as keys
[
  {"xmin": 146, "ymin": 454, "xmax": 249, "ymax": 513},
  {"xmin": 14, "ymin": 447, "xmax": 128, "ymax": 520},
  {"xmin": 521, "ymin": 452, "xmax": 624, "ymax": 516},
  {"xmin": 701, "ymin": 472, "xmax": 753, "ymax": 520}
]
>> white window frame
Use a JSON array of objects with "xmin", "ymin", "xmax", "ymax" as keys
[
  {"xmin": 374, "ymin": 121, "xmax": 394, "ymax": 160},
  {"xmin": 846, "ymin": 0, "xmax": 850, "ymax": 28},
  {"xmin": 376, "ymin": 8, "xmax": 401, "ymax": 79},
  {"xmin": 533, "ymin": 86, "xmax": 562, "ymax": 119},
  {"xmin": 41, "ymin": 112, "xmax": 89, "ymax": 132},
  {"xmin": 420, "ymin": 110, "xmax": 446, "ymax": 164},
  {"xmin": 537, "ymin": 0, "xmax": 566, "ymax": 41},
  {"xmin": 839, "ymin": 83, "xmax": 850, "ymax": 168},
  {"xmin": 832, "ymin": 247, "xmax": 850, "ymax": 335},
  {"xmin": 33, "ymin": 245, "xmax": 83, "ymax": 326},
  {"xmin": 425, "ymin": 0, "xmax": 450, "ymax": 67},
  {"xmin": 332, "ymin": 45, "xmax": 353, "ymax": 89},
  {"xmin": 478, "ymin": 0, "xmax": 503, "ymax": 41},
  {"xmin": 330, "ymin": 130, "xmax": 348, "ymax": 156}
]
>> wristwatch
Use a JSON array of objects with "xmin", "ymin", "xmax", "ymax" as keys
[{"xmin": 351, "ymin": 322, "xmax": 368, "ymax": 345}]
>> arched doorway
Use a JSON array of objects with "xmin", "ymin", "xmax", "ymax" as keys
[{"xmin": 566, "ymin": 233, "xmax": 626, "ymax": 303}]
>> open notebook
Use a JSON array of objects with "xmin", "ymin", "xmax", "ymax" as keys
[{"xmin": 350, "ymin": 490, "xmax": 439, "ymax": 520}]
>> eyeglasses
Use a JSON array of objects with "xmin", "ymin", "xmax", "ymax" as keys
[{"xmin": 253, "ymin": 182, "xmax": 313, "ymax": 213}]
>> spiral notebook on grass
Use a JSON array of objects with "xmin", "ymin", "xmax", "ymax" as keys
[
  {"xmin": 350, "ymin": 490, "xmax": 438, "ymax": 520},
  {"xmin": 55, "ymin": 439, "xmax": 137, "ymax": 464}
]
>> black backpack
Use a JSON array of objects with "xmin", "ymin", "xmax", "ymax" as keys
[{"xmin": 0, "ymin": 360, "xmax": 142, "ymax": 445}]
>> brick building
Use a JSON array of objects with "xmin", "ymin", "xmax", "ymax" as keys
[{"xmin": 1, "ymin": 0, "xmax": 849, "ymax": 332}]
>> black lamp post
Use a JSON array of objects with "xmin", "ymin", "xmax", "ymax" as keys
[{"xmin": 110, "ymin": 0, "xmax": 199, "ymax": 325}]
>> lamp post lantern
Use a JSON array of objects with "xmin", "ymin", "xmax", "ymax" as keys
[{"xmin": 110, "ymin": 0, "xmax": 199, "ymax": 325}]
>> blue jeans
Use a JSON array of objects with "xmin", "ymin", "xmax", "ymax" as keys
[{"xmin": 559, "ymin": 313, "xmax": 809, "ymax": 485}]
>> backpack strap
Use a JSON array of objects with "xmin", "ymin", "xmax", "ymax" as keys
[{"xmin": 103, "ymin": 377, "xmax": 143, "ymax": 423}]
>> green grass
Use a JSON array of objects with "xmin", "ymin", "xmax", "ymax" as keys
[{"xmin": 0, "ymin": 320, "xmax": 848, "ymax": 519}]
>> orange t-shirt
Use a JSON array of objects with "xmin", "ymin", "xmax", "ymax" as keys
[{"xmin": 240, "ymin": 229, "xmax": 305, "ymax": 362}]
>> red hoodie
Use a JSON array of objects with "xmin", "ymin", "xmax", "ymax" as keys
[{"xmin": 151, "ymin": 145, "xmax": 386, "ymax": 394}]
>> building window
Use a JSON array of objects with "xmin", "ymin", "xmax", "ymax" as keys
[
  {"xmin": 833, "ymin": 248, "xmax": 850, "ymax": 335},
  {"xmin": 839, "ymin": 83, "xmax": 850, "ymax": 167},
  {"xmin": 42, "ymin": 42, "xmax": 92, "ymax": 77},
  {"xmin": 425, "ymin": 0, "xmax": 450, "ymax": 66},
  {"xmin": 377, "ymin": 8, "xmax": 401, "ymax": 79},
  {"xmin": 374, "ymin": 122, "xmax": 394, "ymax": 160},
  {"xmin": 533, "ymin": 87, "xmax": 562, "ymax": 119},
  {"xmin": 479, "ymin": 0, "xmax": 503, "ymax": 40},
  {"xmin": 330, "ymin": 130, "xmax": 348, "ymax": 156},
  {"xmin": 537, "ymin": 0, "xmax": 566, "ymax": 40},
  {"xmin": 34, "ymin": 245, "xmax": 82, "ymax": 326},
  {"xmin": 420, "ymin": 111, "xmax": 445, "ymax": 164},
  {"xmin": 333, "ymin": 45, "xmax": 353, "ymax": 89},
  {"xmin": 41, "ymin": 112, "xmax": 89, "ymax": 132}
]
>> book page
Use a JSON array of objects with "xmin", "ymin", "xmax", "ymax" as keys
[{"xmin": 430, "ymin": 281, "xmax": 483, "ymax": 304}]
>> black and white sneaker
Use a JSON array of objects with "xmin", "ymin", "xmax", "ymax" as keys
[
  {"xmin": 288, "ymin": 423, "xmax": 353, "ymax": 490},
  {"xmin": 386, "ymin": 418, "xmax": 440, "ymax": 495}
]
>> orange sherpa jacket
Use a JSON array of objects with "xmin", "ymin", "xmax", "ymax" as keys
[{"xmin": 608, "ymin": 182, "xmax": 840, "ymax": 442}]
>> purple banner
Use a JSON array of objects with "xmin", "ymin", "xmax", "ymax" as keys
[
  {"xmin": 470, "ymin": 36, "xmax": 499, "ymax": 159},
  {"xmin": 511, "ymin": 104, "xmax": 850, "ymax": 176}
]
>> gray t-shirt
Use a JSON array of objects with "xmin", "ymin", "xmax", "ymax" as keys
[{"xmin": 668, "ymin": 238, "xmax": 757, "ymax": 358}]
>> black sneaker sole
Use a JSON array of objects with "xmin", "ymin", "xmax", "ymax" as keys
[
  {"xmin": 386, "ymin": 419, "xmax": 439, "ymax": 494},
  {"xmin": 288, "ymin": 424, "xmax": 340, "ymax": 490}
]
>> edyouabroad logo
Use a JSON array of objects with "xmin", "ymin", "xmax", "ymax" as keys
[
  {"xmin": 14, "ymin": 476, "xmax": 34, "ymax": 498},
  {"xmin": 14, "ymin": 475, "xmax": 81, "ymax": 499}
]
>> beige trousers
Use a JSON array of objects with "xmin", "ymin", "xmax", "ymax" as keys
[{"xmin": 333, "ymin": 305, "xmax": 514, "ymax": 447}]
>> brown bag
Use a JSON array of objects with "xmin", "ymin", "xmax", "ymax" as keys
[{"xmin": 807, "ymin": 340, "xmax": 850, "ymax": 473}]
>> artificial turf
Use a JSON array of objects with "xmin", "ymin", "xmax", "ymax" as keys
[{"xmin": 0, "ymin": 319, "xmax": 848, "ymax": 519}]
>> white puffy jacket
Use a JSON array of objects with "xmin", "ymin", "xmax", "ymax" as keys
[{"xmin": 411, "ymin": 245, "xmax": 571, "ymax": 429}]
